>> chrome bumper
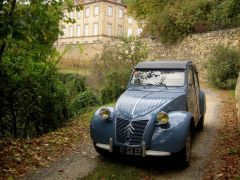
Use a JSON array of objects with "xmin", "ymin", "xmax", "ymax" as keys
[{"xmin": 95, "ymin": 139, "xmax": 171, "ymax": 157}]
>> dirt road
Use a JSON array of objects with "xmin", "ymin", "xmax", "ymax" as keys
[{"xmin": 25, "ymin": 88, "xmax": 220, "ymax": 180}]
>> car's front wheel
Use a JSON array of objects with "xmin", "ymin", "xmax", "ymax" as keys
[{"xmin": 175, "ymin": 131, "xmax": 192, "ymax": 168}]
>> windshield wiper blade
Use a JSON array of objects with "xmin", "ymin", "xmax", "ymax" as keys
[{"xmin": 158, "ymin": 82, "xmax": 168, "ymax": 89}]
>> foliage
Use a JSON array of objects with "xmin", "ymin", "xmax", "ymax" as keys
[
  {"xmin": 58, "ymin": 73, "xmax": 86, "ymax": 98},
  {"xmin": 207, "ymin": 45, "xmax": 240, "ymax": 89},
  {"xmin": 91, "ymin": 37, "xmax": 148, "ymax": 103},
  {"xmin": 101, "ymin": 69, "xmax": 131, "ymax": 104},
  {"xmin": 93, "ymin": 37, "xmax": 148, "ymax": 79},
  {"xmin": 70, "ymin": 90, "xmax": 99, "ymax": 116},
  {"xmin": 126, "ymin": 0, "xmax": 240, "ymax": 44},
  {"xmin": 0, "ymin": 40, "xmax": 71, "ymax": 138},
  {"xmin": 0, "ymin": 0, "xmax": 82, "ymax": 138}
]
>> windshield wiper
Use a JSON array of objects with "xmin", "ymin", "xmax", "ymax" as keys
[{"xmin": 158, "ymin": 82, "xmax": 168, "ymax": 89}]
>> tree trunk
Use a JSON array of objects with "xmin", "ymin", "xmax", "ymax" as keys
[
  {"xmin": 0, "ymin": 110, "xmax": 4, "ymax": 138},
  {"xmin": 10, "ymin": 104, "xmax": 17, "ymax": 138}
]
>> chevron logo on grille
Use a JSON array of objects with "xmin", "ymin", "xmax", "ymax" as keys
[{"xmin": 124, "ymin": 123, "xmax": 135, "ymax": 135}]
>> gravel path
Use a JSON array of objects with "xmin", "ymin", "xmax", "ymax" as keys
[{"xmin": 24, "ymin": 88, "xmax": 221, "ymax": 180}]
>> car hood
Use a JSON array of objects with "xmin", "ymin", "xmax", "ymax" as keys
[{"xmin": 115, "ymin": 90, "xmax": 185, "ymax": 118}]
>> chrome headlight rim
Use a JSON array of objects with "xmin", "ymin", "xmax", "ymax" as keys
[
  {"xmin": 157, "ymin": 111, "xmax": 169, "ymax": 124},
  {"xmin": 99, "ymin": 107, "xmax": 111, "ymax": 120}
]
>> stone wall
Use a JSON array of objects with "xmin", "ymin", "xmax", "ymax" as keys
[
  {"xmin": 57, "ymin": 28, "xmax": 240, "ymax": 80},
  {"xmin": 56, "ymin": 43, "xmax": 104, "ymax": 67},
  {"xmin": 146, "ymin": 28, "xmax": 240, "ymax": 81},
  {"xmin": 236, "ymin": 73, "xmax": 240, "ymax": 129}
]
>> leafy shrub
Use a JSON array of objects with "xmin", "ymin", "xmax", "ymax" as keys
[
  {"xmin": 90, "ymin": 37, "xmax": 148, "ymax": 102},
  {"xmin": 126, "ymin": 0, "xmax": 240, "ymax": 44},
  {"xmin": 70, "ymin": 90, "xmax": 99, "ymax": 116},
  {"xmin": 101, "ymin": 70, "xmax": 131, "ymax": 104},
  {"xmin": 0, "ymin": 0, "xmax": 79, "ymax": 138},
  {"xmin": 0, "ymin": 44, "xmax": 71, "ymax": 138},
  {"xmin": 58, "ymin": 73, "xmax": 86, "ymax": 98},
  {"xmin": 207, "ymin": 45, "xmax": 240, "ymax": 89}
]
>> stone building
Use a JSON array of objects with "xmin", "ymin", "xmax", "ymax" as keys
[{"xmin": 56, "ymin": 0, "xmax": 140, "ymax": 45}]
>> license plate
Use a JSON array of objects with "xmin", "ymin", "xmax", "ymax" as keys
[{"xmin": 119, "ymin": 147, "xmax": 142, "ymax": 155}]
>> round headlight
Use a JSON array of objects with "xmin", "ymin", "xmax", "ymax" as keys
[
  {"xmin": 157, "ymin": 111, "xmax": 169, "ymax": 124},
  {"xmin": 99, "ymin": 107, "xmax": 110, "ymax": 120}
]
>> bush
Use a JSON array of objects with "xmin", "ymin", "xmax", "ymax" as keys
[
  {"xmin": 207, "ymin": 45, "xmax": 240, "ymax": 89},
  {"xmin": 70, "ymin": 90, "xmax": 99, "ymax": 116},
  {"xmin": 90, "ymin": 37, "xmax": 148, "ymax": 102},
  {"xmin": 101, "ymin": 70, "xmax": 131, "ymax": 104},
  {"xmin": 0, "ymin": 48, "xmax": 71, "ymax": 138},
  {"xmin": 58, "ymin": 73, "xmax": 86, "ymax": 98},
  {"xmin": 126, "ymin": 0, "xmax": 240, "ymax": 44}
]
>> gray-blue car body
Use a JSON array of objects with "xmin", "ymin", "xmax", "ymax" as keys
[{"xmin": 90, "ymin": 61, "xmax": 206, "ymax": 167}]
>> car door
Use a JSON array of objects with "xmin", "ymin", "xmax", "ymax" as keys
[{"xmin": 187, "ymin": 65, "xmax": 199, "ymax": 123}]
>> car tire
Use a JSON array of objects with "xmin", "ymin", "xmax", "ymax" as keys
[
  {"xmin": 93, "ymin": 143, "xmax": 110, "ymax": 157},
  {"xmin": 196, "ymin": 115, "xmax": 204, "ymax": 131},
  {"xmin": 175, "ymin": 131, "xmax": 192, "ymax": 168}
]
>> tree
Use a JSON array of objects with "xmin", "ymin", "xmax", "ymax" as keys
[
  {"xmin": 91, "ymin": 37, "xmax": 148, "ymax": 103},
  {"xmin": 207, "ymin": 45, "xmax": 240, "ymax": 89},
  {"xmin": 126, "ymin": 0, "xmax": 240, "ymax": 44},
  {"xmin": 0, "ymin": 0, "xmax": 81, "ymax": 138}
]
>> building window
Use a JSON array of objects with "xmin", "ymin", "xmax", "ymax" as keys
[
  {"xmin": 93, "ymin": 23, "xmax": 98, "ymax": 35},
  {"xmin": 77, "ymin": 25, "xmax": 81, "ymax": 37},
  {"xmin": 85, "ymin": 7, "xmax": 90, "ymax": 17},
  {"xmin": 77, "ymin": 11, "xmax": 81, "ymax": 19},
  {"xmin": 107, "ymin": 6, "xmax": 112, "ymax": 16},
  {"xmin": 69, "ymin": 26, "xmax": 74, "ymax": 37},
  {"xmin": 70, "ymin": 11, "xmax": 74, "ymax": 19},
  {"xmin": 119, "ymin": 9, "xmax": 123, "ymax": 18},
  {"xmin": 127, "ymin": 28, "xmax": 132, "ymax": 37},
  {"xmin": 118, "ymin": 25, "xmax": 123, "ymax": 36},
  {"xmin": 128, "ymin": 17, "xmax": 133, "ymax": 24},
  {"xmin": 94, "ymin": 6, "xmax": 99, "ymax": 16},
  {"xmin": 107, "ymin": 23, "xmax": 112, "ymax": 36},
  {"xmin": 84, "ymin": 24, "xmax": 89, "ymax": 36}
]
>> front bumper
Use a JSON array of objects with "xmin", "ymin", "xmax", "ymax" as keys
[{"xmin": 95, "ymin": 138, "xmax": 171, "ymax": 157}]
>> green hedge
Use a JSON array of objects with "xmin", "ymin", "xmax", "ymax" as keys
[
  {"xmin": 100, "ymin": 70, "xmax": 131, "ymax": 104},
  {"xmin": 70, "ymin": 90, "xmax": 99, "ymax": 116},
  {"xmin": 207, "ymin": 45, "xmax": 240, "ymax": 89}
]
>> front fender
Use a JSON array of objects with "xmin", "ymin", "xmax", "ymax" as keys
[
  {"xmin": 150, "ymin": 111, "xmax": 192, "ymax": 153},
  {"xmin": 90, "ymin": 107, "xmax": 114, "ymax": 144}
]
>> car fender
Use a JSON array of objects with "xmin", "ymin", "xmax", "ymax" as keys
[
  {"xmin": 150, "ymin": 111, "xmax": 192, "ymax": 153},
  {"xmin": 90, "ymin": 107, "xmax": 115, "ymax": 144}
]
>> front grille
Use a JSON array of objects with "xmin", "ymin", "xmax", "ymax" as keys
[{"xmin": 116, "ymin": 118, "xmax": 148, "ymax": 146}]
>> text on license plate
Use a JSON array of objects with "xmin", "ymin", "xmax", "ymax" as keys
[{"xmin": 119, "ymin": 147, "xmax": 142, "ymax": 155}]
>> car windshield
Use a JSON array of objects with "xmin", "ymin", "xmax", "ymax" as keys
[{"xmin": 130, "ymin": 69, "xmax": 185, "ymax": 87}]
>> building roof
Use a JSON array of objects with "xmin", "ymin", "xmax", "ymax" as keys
[{"xmin": 135, "ymin": 60, "xmax": 192, "ymax": 70}]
